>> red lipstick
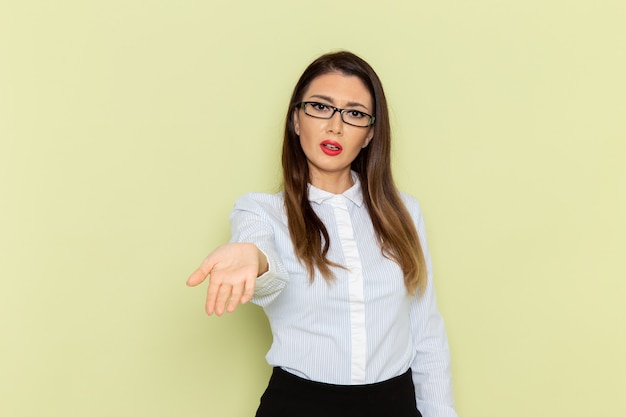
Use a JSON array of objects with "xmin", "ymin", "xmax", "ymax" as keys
[{"xmin": 320, "ymin": 140, "xmax": 342, "ymax": 156}]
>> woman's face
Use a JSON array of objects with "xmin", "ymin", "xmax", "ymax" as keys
[{"xmin": 293, "ymin": 72, "xmax": 374, "ymax": 192}]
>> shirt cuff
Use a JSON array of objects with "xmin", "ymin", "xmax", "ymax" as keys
[{"xmin": 255, "ymin": 247, "xmax": 277, "ymax": 289}]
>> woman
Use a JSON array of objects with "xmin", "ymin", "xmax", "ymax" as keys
[{"xmin": 187, "ymin": 51, "xmax": 457, "ymax": 417}]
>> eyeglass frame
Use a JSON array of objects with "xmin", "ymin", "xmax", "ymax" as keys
[{"xmin": 297, "ymin": 101, "xmax": 376, "ymax": 127}]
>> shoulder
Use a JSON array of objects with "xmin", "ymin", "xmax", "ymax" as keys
[
  {"xmin": 232, "ymin": 192, "xmax": 285, "ymax": 219},
  {"xmin": 234, "ymin": 191, "xmax": 283, "ymax": 207}
]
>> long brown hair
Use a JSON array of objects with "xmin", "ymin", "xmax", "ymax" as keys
[{"xmin": 281, "ymin": 51, "xmax": 427, "ymax": 295}]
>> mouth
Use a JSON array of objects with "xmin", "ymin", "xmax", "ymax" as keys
[{"xmin": 320, "ymin": 140, "xmax": 343, "ymax": 156}]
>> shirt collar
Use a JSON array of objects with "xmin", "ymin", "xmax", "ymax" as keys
[{"xmin": 308, "ymin": 172, "xmax": 364, "ymax": 207}]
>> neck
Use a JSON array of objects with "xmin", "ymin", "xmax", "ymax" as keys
[{"xmin": 309, "ymin": 170, "xmax": 354, "ymax": 194}]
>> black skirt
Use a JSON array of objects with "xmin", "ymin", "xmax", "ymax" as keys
[{"xmin": 256, "ymin": 367, "xmax": 422, "ymax": 417}]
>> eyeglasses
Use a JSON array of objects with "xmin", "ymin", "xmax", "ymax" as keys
[{"xmin": 299, "ymin": 101, "xmax": 375, "ymax": 127}]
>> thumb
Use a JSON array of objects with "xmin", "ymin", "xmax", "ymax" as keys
[{"xmin": 186, "ymin": 255, "xmax": 216, "ymax": 287}]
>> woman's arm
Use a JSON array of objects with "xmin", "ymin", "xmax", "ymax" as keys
[
  {"xmin": 404, "ymin": 194, "xmax": 458, "ymax": 417},
  {"xmin": 187, "ymin": 193, "xmax": 289, "ymax": 315}
]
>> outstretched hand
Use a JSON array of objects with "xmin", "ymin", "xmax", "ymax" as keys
[{"xmin": 186, "ymin": 243, "xmax": 267, "ymax": 316}]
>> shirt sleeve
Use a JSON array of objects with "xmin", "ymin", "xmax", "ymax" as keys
[
  {"xmin": 405, "ymin": 196, "xmax": 458, "ymax": 417},
  {"xmin": 229, "ymin": 193, "xmax": 289, "ymax": 306}
]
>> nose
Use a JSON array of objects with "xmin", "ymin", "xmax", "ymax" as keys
[{"xmin": 327, "ymin": 110, "xmax": 343, "ymax": 134}]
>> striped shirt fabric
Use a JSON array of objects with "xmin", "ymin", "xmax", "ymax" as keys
[{"xmin": 229, "ymin": 175, "xmax": 458, "ymax": 417}]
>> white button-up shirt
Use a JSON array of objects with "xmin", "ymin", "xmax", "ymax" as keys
[{"xmin": 229, "ymin": 176, "xmax": 457, "ymax": 417}]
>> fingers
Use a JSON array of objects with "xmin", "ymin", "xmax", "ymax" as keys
[
  {"xmin": 205, "ymin": 281, "xmax": 242, "ymax": 316},
  {"xmin": 240, "ymin": 275, "xmax": 256, "ymax": 305},
  {"xmin": 225, "ymin": 283, "xmax": 244, "ymax": 314},
  {"xmin": 212, "ymin": 280, "xmax": 234, "ymax": 316},
  {"xmin": 204, "ymin": 270, "xmax": 241, "ymax": 316},
  {"xmin": 205, "ymin": 273, "xmax": 257, "ymax": 316},
  {"xmin": 205, "ymin": 275, "xmax": 221, "ymax": 315},
  {"xmin": 224, "ymin": 274, "xmax": 257, "ymax": 313}
]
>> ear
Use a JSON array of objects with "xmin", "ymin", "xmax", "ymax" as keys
[
  {"xmin": 293, "ymin": 110, "xmax": 300, "ymax": 136},
  {"xmin": 362, "ymin": 128, "xmax": 374, "ymax": 148}
]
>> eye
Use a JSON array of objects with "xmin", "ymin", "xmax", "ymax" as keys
[
  {"xmin": 346, "ymin": 110, "xmax": 366, "ymax": 119},
  {"xmin": 310, "ymin": 102, "xmax": 330, "ymax": 112}
]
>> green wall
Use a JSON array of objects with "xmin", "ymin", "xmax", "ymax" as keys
[{"xmin": 2, "ymin": 1, "xmax": 625, "ymax": 416}]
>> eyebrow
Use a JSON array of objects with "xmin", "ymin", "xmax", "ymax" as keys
[{"xmin": 307, "ymin": 94, "xmax": 370, "ymax": 111}]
